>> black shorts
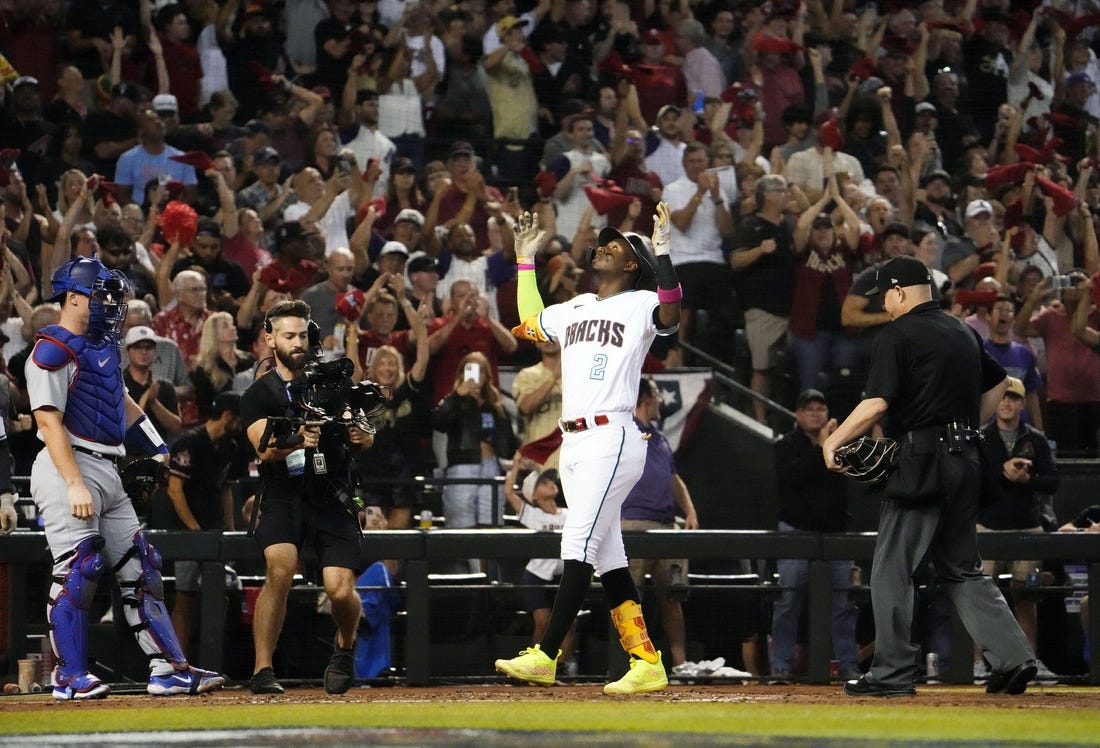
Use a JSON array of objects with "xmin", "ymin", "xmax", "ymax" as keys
[
  {"xmin": 523, "ymin": 569, "xmax": 559, "ymax": 612},
  {"xmin": 253, "ymin": 480, "xmax": 363, "ymax": 572}
]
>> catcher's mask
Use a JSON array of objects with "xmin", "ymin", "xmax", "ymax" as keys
[
  {"xmin": 834, "ymin": 437, "xmax": 898, "ymax": 484},
  {"xmin": 88, "ymin": 270, "xmax": 130, "ymax": 343}
]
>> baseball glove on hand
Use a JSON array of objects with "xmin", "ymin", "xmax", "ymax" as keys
[
  {"xmin": 834, "ymin": 437, "xmax": 898, "ymax": 485},
  {"xmin": 120, "ymin": 458, "xmax": 170, "ymax": 504}
]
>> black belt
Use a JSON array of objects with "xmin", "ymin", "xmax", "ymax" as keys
[
  {"xmin": 903, "ymin": 423, "xmax": 982, "ymax": 447},
  {"xmin": 73, "ymin": 445, "xmax": 121, "ymax": 464}
]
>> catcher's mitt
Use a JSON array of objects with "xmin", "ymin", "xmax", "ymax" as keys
[
  {"xmin": 834, "ymin": 437, "xmax": 898, "ymax": 485},
  {"xmin": 120, "ymin": 457, "xmax": 170, "ymax": 504}
]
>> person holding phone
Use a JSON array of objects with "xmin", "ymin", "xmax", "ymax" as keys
[{"xmin": 430, "ymin": 351, "xmax": 518, "ymax": 528}]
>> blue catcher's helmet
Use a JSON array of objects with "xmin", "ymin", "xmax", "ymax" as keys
[{"xmin": 50, "ymin": 257, "xmax": 131, "ymax": 342}]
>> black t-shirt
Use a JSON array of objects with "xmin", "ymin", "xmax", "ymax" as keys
[
  {"xmin": 962, "ymin": 36, "xmax": 1011, "ymax": 140},
  {"xmin": 240, "ymin": 367, "xmax": 358, "ymax": 485},
  {"xmin": 731, "ymin": 214, "xmax": 795, "ymax": 316},
  {"xmin": 83, "ymin": 109, "xmax": 137, "ymax": 178},
  {"xmin": 167, "ymin": 425, "xmax": 236, "ymax": 530},
  {"xmin": 774, "ymin": 428, "xmax": 849, "ymax": 532},
  {"xmin": 123, "ymin": 370, "xmax": 180, "ymax": 440},
  {"xmin": 864, "ymin": 300, "xmax": 1005, "ymax": 437}
]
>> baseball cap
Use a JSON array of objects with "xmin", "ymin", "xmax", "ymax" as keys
[
  {"xmin": 920, "ymin": 169, "xmax": 951, "ymax": 188},
  {"xmin": 195, "ymin": 217, "xmax": 221, "ymax": 239},
  {"xmin": 123, "ymin": 325, "xmax": 158, "ymax": 348},
  {"xmin": 641, "ymin": 27, "xmax": 664, "ymax": 44},
  {"xmin": 211, "ymin": 391, "xmax": 242, "ymax": 417},
  {"xmin": 12, "ymin": 75, "xmax": 39, "ymax": 90},
  {"xmin": 858, "ymin": 76, "xmax": 886, "ymax": 94},
  {"xmin": 965, "ymin": 199, "xmax": 993, "ymax": 218},
  {"xmin": 521, "ymin": 468, "xmax": 559, "ymax": 502},
  {"xmin": 1068, "ymin": 71, "xmax": 1096, "ymax": 88},
  {"xmin": 497, "ymin": 15, "xmax": 529, "ymax": 38},
  {"xmin": 1004, "ymin": 376, "xmax": 1025, "ymax": 399},
  {"xmin": 656, "ymin": 104, "xmax": 681, "ymax": 121},
  {"xmin": 392, "ymin": 156, "xmax": 417, "ymax": 175},
  {"xmin": 881, "ymin": 222, "xmax": 911, "ymax": 241},
  {"xmin": 796, "ymin": 388, "xmax": 827, "ymax": 409},
  {"xmin": 276, "ymin": 221, "xmax": 308, "ymax": 244},
  {"xmin": 152, "ymin": 93, "xmax": 178, "ymax": 113},
  {"xmin": 915, "ymin": 101, "xmax": 937, "ymax": 115},
  {"xmin": 864, "ymin": 255, "xmax": 932, "ymax": 296},
  {"xmin": 448, "ymin": 141, "xmax": 475, "ymax": 159},
  {"xmin": 394, "ymin": 208, "xmax": 424, "ymax": 226},
  {"xmin": 111, "ymin": 81, "xmax": 142, "ymax": 102},
  {"xmin": 379, "ymin": 240, "xmax": 409, "ymax": 258},
  {"xmin": 355, "ymin": 88, "xmax": 379, "ymax": 104},
  {"xmin": 811, "ymin": 213, "xmax": 833, "ymax": 229},
  {"xmin": 254, "ymin": 146, "xmax": 281, "ymax": 165},
  {"xmin": 406, "ymin": 252, "xmax": 439, "ymax": 274}
]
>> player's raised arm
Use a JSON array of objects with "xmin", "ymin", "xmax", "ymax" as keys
[
  {"xmin": 512, "ymin": 211, "xmax": 551, "ymax": 342},
  {"xmin": 651, "ymin": 201, "xmax": 682, "ymax": 329}
]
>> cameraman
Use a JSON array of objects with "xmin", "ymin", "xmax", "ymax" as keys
[{"xmin": 241, "ymin": 300, "xmax": 375, "ymax": 696}]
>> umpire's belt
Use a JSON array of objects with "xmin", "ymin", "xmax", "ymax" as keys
[
  {"xmin": 902, "ymin": 422, "xmax": 981, "ymax": 446},
  {"xmin": 73, "ymin": 445, "xmax": 121, "ymax": 464},
  {"xmin": 559, "ymin": 411, "xmax": 634, "ymax": 433}
]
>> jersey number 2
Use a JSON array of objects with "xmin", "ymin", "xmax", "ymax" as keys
[{"xmin": 590, "ymin": 354, "xmax": 608, "ymax": 380}]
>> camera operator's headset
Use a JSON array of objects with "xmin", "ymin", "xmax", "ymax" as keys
[{"xmin": 264, "ymin": 312, "xmax": 324, "ymax": 356}]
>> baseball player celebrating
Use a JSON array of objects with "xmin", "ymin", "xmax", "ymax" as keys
[
  {"xmin": 495, "ymin": 202, "xmax": 681, "ymax": 694},
  {"xmin": 27, "ymin": 256, "xmax": 225, "ymax": 700}
]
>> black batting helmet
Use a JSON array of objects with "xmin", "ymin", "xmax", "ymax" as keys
[{"xmin": 597, "ymin": 226, "xmax": 658, "ymax": 290}]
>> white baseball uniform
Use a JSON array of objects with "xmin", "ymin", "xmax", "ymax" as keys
[{"xmin": 526, "ymin": 290, "xmax": 675, "ymax": 573}]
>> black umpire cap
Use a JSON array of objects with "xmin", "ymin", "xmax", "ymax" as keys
[
  {"xmin": 597, "ymin": 226, "xmax": 658, "ymax": 290},
  {"xmin": 865, "ymin": 255, "xmax": 931, "ymax": 296}
]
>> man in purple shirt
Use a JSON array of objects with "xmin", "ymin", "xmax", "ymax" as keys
[
  {"xmin": 621, "ymin": 378, "xmax": 699, "ymax": 670},
  {"xmin": 984, "ymin": 296, "xmax": 1043, "ymax": 430}
]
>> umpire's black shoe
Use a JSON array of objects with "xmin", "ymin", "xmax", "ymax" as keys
[
  {"xmin": 324, "ymin": 646, "xmax": 356, "ymax": 694},
  {"xmin": 843, "ymin": 676, "xmax": 916, "ymax": 697},
  {"xmin": 250, "ymin": 667, "xmax": 285, "ymax": 695},
  {"xmin": 986, "ymin": 660, "xmax": 1038, "ymax": 695}
]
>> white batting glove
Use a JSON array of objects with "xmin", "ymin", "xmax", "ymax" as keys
[
  {"xmin": 652, "ymin": 201, "xmax": 671, "ymax": 257},
  {"xmin": 0, "ymin": 493, "xmax": 17, "ymax": 534}
]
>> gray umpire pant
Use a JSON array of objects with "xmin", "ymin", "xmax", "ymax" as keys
[{"xmin": 867, "ymin": 443, "xmax": 1034, "ymax": 687}]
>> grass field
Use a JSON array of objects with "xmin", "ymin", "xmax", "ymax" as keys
[{"xmin": 1, "ymin": 685, "xmax": 1098, "ymax": 745}]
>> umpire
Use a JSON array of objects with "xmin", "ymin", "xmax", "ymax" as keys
[{"xmin": 821, "ymin": 256, "xmax": 1036, "ymax": 697}]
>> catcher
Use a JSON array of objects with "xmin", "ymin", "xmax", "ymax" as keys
[{"xmin": 27, "ymin": 256, "xmax": 224, "ymax": 700}]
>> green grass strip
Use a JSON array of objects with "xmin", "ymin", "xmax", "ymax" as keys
[{"xmin": 1, "ymin": 700, "xmax": 1099, "ymax": 742}]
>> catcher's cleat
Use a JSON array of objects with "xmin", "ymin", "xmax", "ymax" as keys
[
  {"xmin": 495, "ymin": 645, "xmax": 559, "ymax": 686},
  {"xmin": 250, "ymin": 667, "xmax": 285, "ymax": 695},
  {"xmin": 323, "ymin": 646, "xmax": 356, "ymax": 694},
  {"xmin": 148, "ymin": 666, "xmax": 225, "ymax": 696},
  {"xmin": 604, "ymin": 651, "xmax": 668, "ymax": 695},
  {"xmin": 52, "ymin": 670, "xmax": 110, "ymax": 701}
]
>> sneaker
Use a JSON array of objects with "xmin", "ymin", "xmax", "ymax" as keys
[
  {"xmin": 1033, "ymin": 659, "xmax": 1059, "ymax": 683},
  {"xmin": 495, "ymin": 645, "xmax": 559, "ymax": 686},
  {"xmin": 843, "ymin": 675, "xmax": 916, "ymax": 697},
  {"xmin": 604, "ymin": 651, "xmax": 668, "ymax": 695},
  {"xmin": 765, "ymin": 673, "xmax": 793, "ymax": 685},
  {"xmin": 250, "ymin": 667, "xmax": 285, "ymax": 695},
  {"xmin": 986, "ymin": 660, "xmax": 1038, "ymax": 695},
  {"xmin": 324, "ymin": 647, "xmax": 356, "ymax": 694},
  {"xmin": 52, "ymin": 671, "xmax": 110, "ymax": 701},
  {"xmin": 148, "ymin": 666, "xmax": 226, "ymax": 696},
  {"xmin": 973, "ymin": 660, "xmax": 990, "ymax": 684}
]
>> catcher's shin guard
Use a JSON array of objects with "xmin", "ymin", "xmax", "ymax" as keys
[
  {"xmin": 610, "ymin": 600, "xmax": 659, "ymax": 664},
  {"xmin": 115, "ymin": 530, "xmax": 188, "ymax": 669},
  {"xmin": 48, "ymin": 536, "xmax": 106, "ymax": 685}
]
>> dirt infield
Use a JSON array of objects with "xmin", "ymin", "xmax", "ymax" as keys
[{"xmin": 2, "ymin": 683, "xmax": 1097, "ymax": 711}]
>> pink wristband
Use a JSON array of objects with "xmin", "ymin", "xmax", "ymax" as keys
[
  {"xmin": 517, "ymin": 263, "xmax": 535, "ymax": 271},
  {"xmin": 657, "ymin": 284, "xmax": 683, "ymax": 303}
]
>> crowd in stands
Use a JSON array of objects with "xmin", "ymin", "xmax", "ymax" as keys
[{"xmin": 1, "ymin": 0, "xmax": 1100, "ymax": 534}]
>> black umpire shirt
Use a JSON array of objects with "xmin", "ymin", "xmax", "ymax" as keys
[{"xmin": 864, "ymin": 300, "xmax": 1006, "ymax": 438}]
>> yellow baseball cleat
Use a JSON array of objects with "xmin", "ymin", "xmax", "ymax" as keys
[
  {"xmin": 604, "ymin": 651, "xmax": 668, "ymax": 695},
  {"xmin": 495, "ymin": 645, "xmax": 560, "ymax": 686}
]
